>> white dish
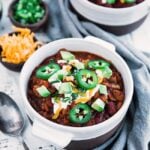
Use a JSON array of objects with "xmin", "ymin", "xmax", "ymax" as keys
[
  {"xmin": 20, "ymin": 36, "xmax": 133, "ymax": 148},
  {"xmin": 70, "ymin": 0, "xmax": 150, "ymax": 26}
]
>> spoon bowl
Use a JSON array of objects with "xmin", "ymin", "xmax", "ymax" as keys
[
  {"xmin": 0, "ymin": 92, "xmax": 24, "ymax": 135},
  {"xmin": 0, "ymin": 92, "xmax": 29, "ymax": 149}
]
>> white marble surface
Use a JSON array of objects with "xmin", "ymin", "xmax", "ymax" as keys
[{"xmin": 0, "ymin": 0, "xmax": 150, "ymax": 150}]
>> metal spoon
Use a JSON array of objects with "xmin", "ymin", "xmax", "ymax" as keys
[{"xmin": 0, "ymin": 92, "xmax": 29, "ymax": 150}]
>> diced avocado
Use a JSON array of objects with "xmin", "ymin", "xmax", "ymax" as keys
[
  {"xmin": 52, "ymin": 81, "xmax": 62, "ymax": 90},
  {"xmin": 99, "ymin": 84, "xmax": 108, "ymax": 95},
  {"xmin": 91, "ymin": 98, "xmax": 105, "ymax": 112},
  {"xmin": 48, "ymin": 70, "xmax": 68, "ymax": 83},
  {"xmin": 75, "ymin": 62, "xmax": 84, "ymax": 70},
  {"xmin": 96, "ymin": 69, "xmax": 103, "ymax": 77},
  {"xmin": 101, "ymin": 66, "xmax": 112, "ymax": 79},
  {"xmin": 59, "ymin": 82, "xmax": 72, "ymax": 94},
  {"xmin": 36, "ymin": 85, "xmax": 50, "ymax": 97},
  {"xmin": 69, "ymin": 59, "xmax": 84, "ymax": 70},
  {"xmin": 60, "ymin": 51, "xmax": 75, "ymax": 61}
]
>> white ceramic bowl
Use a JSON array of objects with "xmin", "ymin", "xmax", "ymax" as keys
[
  {"xmin": 70, "ymin": 0, "xmax": 150, "ymax": 34},
  {"xmin": 20, "ymin": 36, "xmax": 133, "ymax": 149}
]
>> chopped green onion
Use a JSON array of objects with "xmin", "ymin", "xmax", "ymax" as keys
[
  {"xmin": 13, "ymin": 0, "xmax": 45, "ymax": 24},
  {"xmin": 62, "ymin": 97, "xmax": 71, "ymax": 102},
  {"xmin": 51, "ymin": 91, "xmax": 59, "ymax": 97},
  {"xmin": 71, "ymin": 93, "xmax": 78, "ymax": 100},
  {"xmin": 50, "ymin": 80, "xmax": 60, "ymax": 84}
]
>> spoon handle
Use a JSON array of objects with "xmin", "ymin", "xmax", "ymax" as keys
[{"xmin": 18, "ymin": 136, "xmax": 29, "ymax": 150}]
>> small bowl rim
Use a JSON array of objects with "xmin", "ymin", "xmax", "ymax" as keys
[{"xmin": 8, "ymin": 0, "xmax": 49, "ymax": 30}]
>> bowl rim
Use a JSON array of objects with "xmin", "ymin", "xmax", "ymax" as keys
[
  {"xmin": 76, "ymin": 0, "xmax": 148, "ymax": 13},
  {"xmin": 20, "ymin": 38, "xmax": 134, "ymax": 132},
  {"xmin": 8, "ymin": 0, "xmax": 49, "ymax": 29}
]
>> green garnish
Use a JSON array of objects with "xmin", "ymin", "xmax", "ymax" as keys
[
  {"xmin": 60, "ymin": 51, "xmax": 75, "ymax": 61},
  {"xmin": 107, "ymin": 0, "xmax": 116, "ymax": 4},
  {"xmin": 71, "ymin": 93, "xmax": 78, "ymax": 100},
  {"xmin": 88, "ymin": 59, "xmax": 110, "ymax": 70},
  {"xmin": 99, "ymin": 84, "xmax": 108, "ymax": 95},
  {"xmin": 125, "ymin": 0, "xmax": 136, "ymax": 3},
  {"xmin": 76, "ymin": 69, "xmax": 98, "ymax": 90},
  {"xmin": 13, "ymin": 0, "xmax": 45, "ymax": 25},
  {"xmin": 48, "ymin": 70, "xmax": 68, "ymax": 83},
  {"xmin": 36, "ymin": 85, "xmax": 50, "ymax": 97},
  {"xmin": 91, "ymin": 98, "xmax": 105, "ymax": 112},
  {"xmin": 59, "ymin": 82, "xmax": 72, "ymax": 94},
  {"xmin": 101, "ymin": 66, "xmax": 112, "ymax": 79},
  {"xmin": 62, "ymin": 97, "xmax": 72, "ymax": 102},
  {"xmin": 36, "ymin": 63, "xmax": 60, "ymax": 80},
  {"xmin": 69, "ymin": 103, "xmax": 91, "ymax": 124}
]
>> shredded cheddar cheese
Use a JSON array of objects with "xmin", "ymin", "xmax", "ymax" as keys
[
  {"xmin": 120, "ymin": 0, "xmax": 125, "ymax": 3},
  {"xmin": 98, "ymin": 77, "xmax": 103, "ymax": 83},
  {"xmin": 52, "ymin": 101, "xmax": 62, "ymax": 119},
  {"xmin": 0, "ymin": 26, "xmax": 42, "ymax": 64},
  {"xmin": 75, "ymin": 85, "xmax": 100, "ymax": 104},
  {"xmin": 75, "ymin": 97, "xmax": 89, "ymax": 104}
]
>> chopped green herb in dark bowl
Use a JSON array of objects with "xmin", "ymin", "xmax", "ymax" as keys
[{"xmin": 8, "ymin": 0, "xmax": 49, "ymax": 31}]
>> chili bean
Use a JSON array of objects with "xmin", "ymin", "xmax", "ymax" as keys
[
  {"xmin": 112, "ymin": 89, "xmax": 124, "ymax": 101},
  {"xmin": 107, "ymin": 102, "xmax": 117, "ymax": 116}
]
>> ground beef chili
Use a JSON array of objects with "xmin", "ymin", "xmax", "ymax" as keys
[
  {"xmin": 88, "ymin": 0, "xmax": 144, "ymax": 8},
  {"xmin": 27, "ymin": 49, "xmax": 125, "ymax": 127}
]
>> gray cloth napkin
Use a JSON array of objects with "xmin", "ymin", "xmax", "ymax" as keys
[{"xmin": 44, "ymin": 0, "xmax": 150, "ymax": 150}]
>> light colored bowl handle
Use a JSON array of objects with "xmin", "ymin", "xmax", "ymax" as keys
[
  {"xmin": 32, "ymin": 121, "xmax": 74, "ymax": 148},
  {"xmin": 84, "ymin": 36, "xmax": 116, "ymax": 52}
]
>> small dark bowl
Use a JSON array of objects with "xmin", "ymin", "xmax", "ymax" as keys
[
  {"xmin": 0, "ymin": 32, "xmax": 41, "ymax": 72},
  {"xmin": 8, "ymin": 0, "xmax": 49, "ymax": 31}
]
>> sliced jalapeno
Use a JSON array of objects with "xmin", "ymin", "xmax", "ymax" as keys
[
  {"xmin": 88, "ymin": 60, "xmax": 110, "ymax": 70},
  {"xmin": 36, "ymin": 63, "xmax": 60, "ymax": 80},
  {"xmin": 69, "ymin": 103, "xmax": 91, "ymax": 124},
  {"xmin": 76, "ymin": 69, "xmax": 98, "ymax": 89},
  {"xmin": 107, "ymin": 0, "xmax": 116, "ymax": 4},
  {"xmin": 125, "ymin": 0, "xmax": 135, "ymax": 3}
]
